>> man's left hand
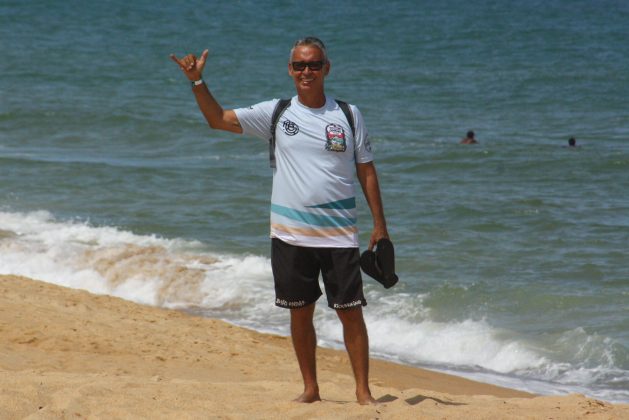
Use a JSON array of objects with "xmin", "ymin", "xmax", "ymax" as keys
[{"xmin": 368, "ymin": 226, "xmax": 389, "ymax": 251}]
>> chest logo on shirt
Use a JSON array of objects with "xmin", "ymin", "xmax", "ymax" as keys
[
  {"xmin": 281, "ymin": 119, "xmax": 299, "ymax": 136},
  {"xmin": 325, "ymin": 124, "xmax": 347, "ymax": 152}
]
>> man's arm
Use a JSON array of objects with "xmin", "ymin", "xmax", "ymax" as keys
[
  {"xmin": 170, "ymin": 50, "xmax": 242, "ymax": 134},
  {"xmin": 356, "ymin": 161, "xmax": 389, "ymax": 250}
]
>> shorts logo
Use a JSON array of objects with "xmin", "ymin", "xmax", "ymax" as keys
[
  {"xmin": 276, "ymin": 298, "xmax": 305, "ymax": 308},
  {"xmin": 325, "ymin": 123, "xmax": 347, "ymax": 152},
  {"xmin": 281, "ymin": 119, "xmax": 299, "ymax": 136},
  {"xmin": 333, "ymin": 300, "xmax": 362, "ymax": 309}
]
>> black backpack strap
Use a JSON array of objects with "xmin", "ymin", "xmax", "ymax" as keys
[
  {"xmin": 269, "ymin": 99, "xmax": 292, "ymax": 168},
  {"xmin": 335, "ymin": 100, "xmax": 355, "ymax": 138}
]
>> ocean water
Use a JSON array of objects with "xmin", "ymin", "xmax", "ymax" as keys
[{"xmin": 1, "ymin": 0, "xmax": 628, "ymax": 403}]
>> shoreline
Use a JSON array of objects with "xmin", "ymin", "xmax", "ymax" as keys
[{"xmin": 1, "ymin": 274, "xmax": 627, "ymax": 419}]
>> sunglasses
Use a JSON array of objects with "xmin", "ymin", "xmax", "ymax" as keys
[{"xmin": 291, "ymin": 60, "xmax": 326, "ymax": 71}]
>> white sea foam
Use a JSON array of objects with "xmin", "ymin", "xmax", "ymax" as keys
[
  {"xmin": 316, "ymin": 298, "xmax": 546, "ymax": 374},
  {"xmin": 0, "ymin": 210, "xmax": 268, "ymax": 308}
]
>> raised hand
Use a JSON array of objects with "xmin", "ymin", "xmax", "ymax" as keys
[{"xmin": 170, "ymin": 49, "xmax": 209, "ymax": 81}]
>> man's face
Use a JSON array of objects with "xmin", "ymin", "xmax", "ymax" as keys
[{"xmin": 288, "ymin": 45, "xmax": 330, "ymax": 95}]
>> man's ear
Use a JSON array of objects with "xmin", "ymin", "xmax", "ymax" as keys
[{"xmin": 324, "ymin": 61, "xmax": 331, "ymax": 76}]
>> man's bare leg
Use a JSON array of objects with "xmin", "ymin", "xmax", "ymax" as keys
[
  {"xmin": 290, "ymin": 303, "xmax": 321, "ymax": 403},
  {"xmin": 336, "ymin": 306, "xmax": 377, "ymax": 405}
]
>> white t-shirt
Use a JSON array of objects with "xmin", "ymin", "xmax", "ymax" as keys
[{"xmin": 234, "ymin": 95, "xmax": 373, "ymax": 248}]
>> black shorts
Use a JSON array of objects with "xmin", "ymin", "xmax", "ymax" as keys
[{"xmin": 271, "ymin": 238, "xmax": 366, "ymax": 310}]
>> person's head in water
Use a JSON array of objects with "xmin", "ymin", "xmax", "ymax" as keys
[
  {"xmin": 568, "ymin": 137, "xmax": 576, "ymax": 147},
  {"xmin": 460, "ymin": 130, "xmax": 477, "ymax": 144}
]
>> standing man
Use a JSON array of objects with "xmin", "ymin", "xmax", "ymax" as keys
[{"xmin": 171, "ymin": 37, "xmax": 388, "ymax": 405}]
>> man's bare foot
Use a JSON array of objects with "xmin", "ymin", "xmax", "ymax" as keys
[
  {"xmin": 294, "ymin": 389, "xmax": 321, "ymax": 403},
  {"xmin": 357, "ymin": 391, "xmax": 379, "ymax": 405}
]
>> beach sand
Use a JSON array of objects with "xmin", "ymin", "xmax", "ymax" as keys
[{"xmin": 1, "ymin": 275, "xmax": 626, "ymax": 419}]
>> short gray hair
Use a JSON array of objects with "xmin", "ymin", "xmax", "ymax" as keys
[{"xmin": 290, "ymin": 37, "xmax": 328, "ymax": 63}]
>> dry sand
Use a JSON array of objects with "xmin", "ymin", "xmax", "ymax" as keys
[{"xmin": 1, "ymin": 274, "xmax": 627, "ymax": 419}]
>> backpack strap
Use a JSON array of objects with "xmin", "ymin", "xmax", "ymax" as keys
[
  {"xmin": 335, "ymin": 99, "xmax": 355, "ymax": 138},
  {"xmin": 269, "ymin": 98, "xmax": 292, "ymax": 168},
  {"xmin": 269, "ymin": 98, "xmax": 356, "ymax": 169}
]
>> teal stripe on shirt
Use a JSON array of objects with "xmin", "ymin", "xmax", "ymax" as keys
[
  {"xmin": 271, "ymin": 204, "xmax": 356, "ymax": 228},
  {"xmin": 306, "ymin": 197, "xmax": 356, "ymax": 210}
]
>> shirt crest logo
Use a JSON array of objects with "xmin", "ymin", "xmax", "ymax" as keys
[
  {"xmin": 325, "ymin": 123, "xmax": 346, "ymax": 152},
  {"xmin": 281, "ymin": 119, "xmax": 299, "ymax": 136}
]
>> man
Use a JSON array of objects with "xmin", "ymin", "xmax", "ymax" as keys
[
  {"xmin": 460, "ymin": 130, "xmax": 478, "ymax": 144},
  {"xmin": 171, "ymin": 37, "xmax": 388, "ymax": 405}
]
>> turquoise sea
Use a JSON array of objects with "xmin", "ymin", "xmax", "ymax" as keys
[{"xmin": 1, "ymin": 0, "xmax": 628, "ymax": 403}]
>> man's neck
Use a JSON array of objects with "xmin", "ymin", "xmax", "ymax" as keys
[{"xmin": 297, "ymin": 92, "xmax": 326, "ymax": 109}]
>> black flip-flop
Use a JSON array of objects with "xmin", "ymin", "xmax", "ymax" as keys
[{"xmin": 360, "ymin": 238, "xmax": 399, "ymax": 289}]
